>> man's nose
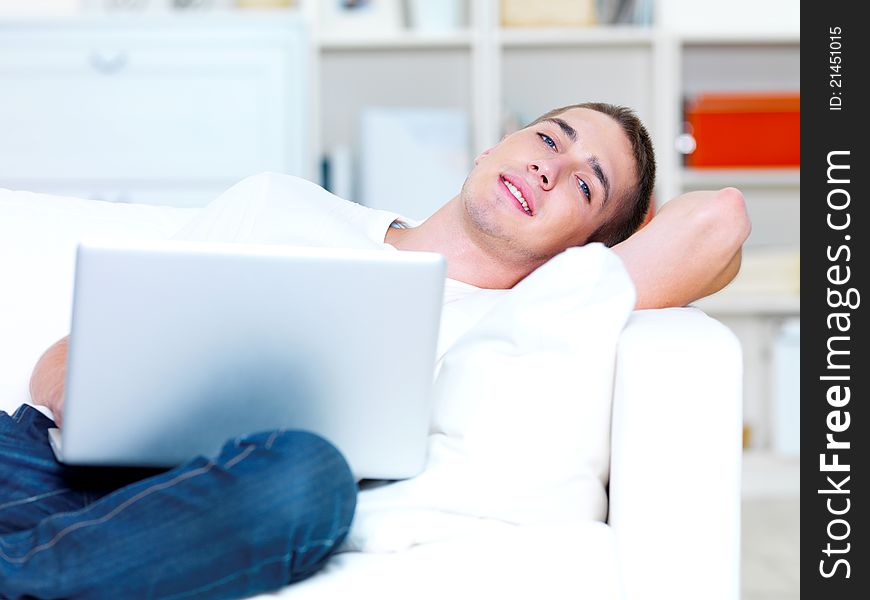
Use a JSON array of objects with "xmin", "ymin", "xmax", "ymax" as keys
[{"xmin": 528, "ymin": 158, "xmax": 559, "ymax": 191}]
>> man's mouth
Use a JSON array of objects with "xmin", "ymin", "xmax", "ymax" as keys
[{"xmin": 501, "ymin": 177, "xmax": 532, "ymax": 216}]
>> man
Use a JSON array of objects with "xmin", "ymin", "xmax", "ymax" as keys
[
  {"xmin": 2, "ymin": 102, "xmax": 749, "ymax": 599},
  {"xmin": 386, "ymin": 102, "xmax": 747, "ymax": 306}
]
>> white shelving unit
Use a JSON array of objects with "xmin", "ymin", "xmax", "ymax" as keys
[
  {"xmin": 497, "ymin": 25, "xmax": 655, "ymax": 46},
  {"xmin": 660, "ymin": 24, "xmax": 800, "ymax": 456},
  {"xmin": 681, "ymin": 168, "xmax": 800, "ymax": 189}
]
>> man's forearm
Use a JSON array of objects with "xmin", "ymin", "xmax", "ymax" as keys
[
  {"xmin": 30, "ymin": 336, "xmax": 69, "ymax": 426},
  {"xmin": 613, "ymin": 187, "xmax": 751, "ymax": 310},
  {"xmin": 701, "ymin": 245, "xmax": 743, "ymax": 300}
]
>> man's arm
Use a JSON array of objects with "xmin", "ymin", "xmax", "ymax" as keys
[
  {"xmin": 30, "ymin": 336, "xmax": 69, "ymax": 427},
  {"xmin": 612, "ymin": 187, "xmax": 751, "ymax": 310}
]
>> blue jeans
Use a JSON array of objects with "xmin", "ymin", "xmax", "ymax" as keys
[{"xmin": 0, "ymin": 404, "xmax": 357, "ymax": 599}]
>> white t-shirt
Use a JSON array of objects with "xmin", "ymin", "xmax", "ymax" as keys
[{"xmin": 173, "ymin": 172, "xmax": 506, "ymax": 362}]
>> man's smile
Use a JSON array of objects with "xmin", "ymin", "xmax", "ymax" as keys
[{"xmin": 500, "ymin": 175, "xmax": 534, "ymax": 216}]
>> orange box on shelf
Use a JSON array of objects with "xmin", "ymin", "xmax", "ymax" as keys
[{"xmin": 684, "ymin": 92, "xmax": 800, "ymax": 168}]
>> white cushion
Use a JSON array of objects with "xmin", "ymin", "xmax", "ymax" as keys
[{"xmin": 0, "ymin": 189, "xmax": 197, "ymax": 414}]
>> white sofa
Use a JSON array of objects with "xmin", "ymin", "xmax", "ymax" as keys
[{"xmin": 0, "ymin": 189, "xmax": 742, "ymax": 600}]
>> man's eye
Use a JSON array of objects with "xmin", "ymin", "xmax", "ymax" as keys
[
  {"xmin": 538, "ymin": 133, "xmax": 557, "ymax": 151},
  {"xmin": 578, "ymin": 178, "xmax": 591, "ymax": 201}
]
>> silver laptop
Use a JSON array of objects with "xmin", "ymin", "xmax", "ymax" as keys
[{"xmin": 51, "ymin": 239, "xmax": 445, "ymax": 480}]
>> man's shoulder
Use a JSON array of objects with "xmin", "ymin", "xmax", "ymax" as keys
[
  {"xmin": 221, "ymin": 172, "xmax": 361, "ymax": 220},
  {"xmin": 237, "ymin": 171, "xmax": 335, "ymax": 202}
]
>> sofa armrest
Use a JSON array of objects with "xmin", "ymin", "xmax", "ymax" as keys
[{"xmin": 609, "ymin": 307, "xmax": 742, "ymax": 600}]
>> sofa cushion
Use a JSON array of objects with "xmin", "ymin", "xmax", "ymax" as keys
[
  {"xmin": 256, "ymin": 520, "xmax": 621, "ymax": 600},
  {"xmin": 0, "ymin": 189, "xmax": 197, "ymax": 414}
]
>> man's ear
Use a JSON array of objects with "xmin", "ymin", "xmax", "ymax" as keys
[
  {"xmin": 474, "ymin": 133, "xmax": 512, "ymax": 165},
  {"xmin": 474, "ymin": 147, "xmax": 494, "ymax": 165}
]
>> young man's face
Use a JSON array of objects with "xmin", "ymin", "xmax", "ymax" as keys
[{"xmin": 459, "ymin": 107, "xmax": 635, "ymax": 265}]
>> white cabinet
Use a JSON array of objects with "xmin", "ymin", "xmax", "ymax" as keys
[{"xmin": 0, "ymin": 16, "xmax": 309, "ymax": 206}]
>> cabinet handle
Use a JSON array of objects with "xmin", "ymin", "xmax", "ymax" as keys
[{"xmin": 89, "ymin": 51, "xmax": 128, "ymax": 75}]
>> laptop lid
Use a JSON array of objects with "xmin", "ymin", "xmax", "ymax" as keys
[{"xmin": 60, "ymin": 239, "xmax": 445, "ymax": 479}]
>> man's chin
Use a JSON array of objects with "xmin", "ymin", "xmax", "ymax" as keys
[{"xmin": 464, "ymin": 200, "xmax": 509, "ymax": 240}]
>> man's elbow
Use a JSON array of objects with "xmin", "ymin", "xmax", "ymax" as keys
[
  {"xmin": 697, "ymin": 187, "xmax": 751, "ymax": 296},
  {"xmin": 711, "ymin": 187, "xmax": 751, "ymax": 249}
]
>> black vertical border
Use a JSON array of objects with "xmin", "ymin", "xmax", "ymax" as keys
[{"xmin": 802, "ymin": 1, "xmax": 867, "ymax": 597}]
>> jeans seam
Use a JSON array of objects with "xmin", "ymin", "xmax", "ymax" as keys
[
  {"xmin": 158, "ymin": 528, "xmax": 349, "ymax": 600},
  {"xmin": 0, "ymin": 488, "xmax": 72, "ymax": 513},
  {"xmin": 223, "ymin": 445, "xmax": 255, "ymax": 470}
]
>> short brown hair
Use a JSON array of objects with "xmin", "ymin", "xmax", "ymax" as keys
[{"xmin": 526, "ymin": 102, "xmax": 656, "ymax": 247}]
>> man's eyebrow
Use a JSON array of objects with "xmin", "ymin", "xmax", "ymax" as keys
[
  {"xmin": 587, "ymin": 155, "xmax": 611, "ymax": 207},
  {"xmin": 544, "ymin": 118, "xmax": 577, "ymax": 143},
  {"xmin": 544, "ymin": 117, "xmax": 611, "ymax": 206}
]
